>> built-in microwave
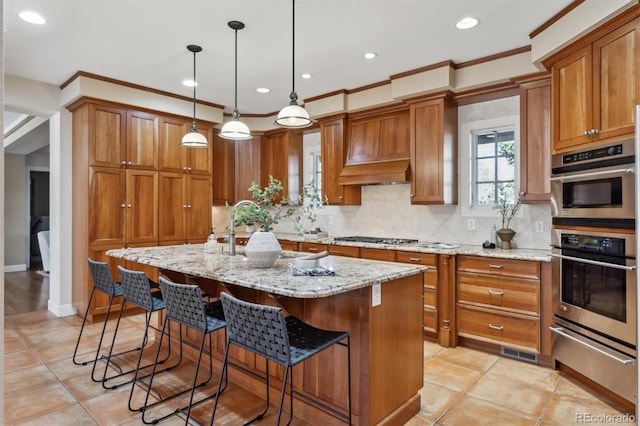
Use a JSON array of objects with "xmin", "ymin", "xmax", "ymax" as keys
[{"xmin": 550, "ymin": 139, "xmax": 635, "ymax": 224}]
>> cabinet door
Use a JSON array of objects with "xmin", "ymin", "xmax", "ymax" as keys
[
  {"xmin": 409, "ymin": 97, "xmax": 457, "ymax": 204},
  {"xmin": 261, "ymin": 130, "xmax": 302, "ymax": 203},
  {"xmin": 188, "ymin": 123, "xmax": 213, "ymax": 175},
  {"xmin": 127, "ymin": 111, "xmax": 158, "ymax": 170},
  {"xmin": 347, "ymin": 110, "xmax": 410, "ymax": 164},
  {"xmin": 519, "ymin": 79, "xmax": 551, "ymax": 203},
  {"xmin": 186, "ymin": 175, "xmax": 212, "ymax": 242},
  {"xmin": 212, "ymin": 134, "xmax": 236, "ymax": 205},
  {"xmin": 158, "ymin": 116, "xmax": 188, "ymax": 173},
  {"xmin": 592, "ymin": 19, "xmax": 640, "ymax": 142},
  {"xmin": 126, "ymin": 170, "xmax": 158, "ymax": 244},
  {"xmin": 89, "ymin": 104, "xmax": 126, "ymax": 168},
  {"xmin": 158, "ymin": 172, "xmax": 186, "ymax": 243},
  {"xmin": 235, "ymin": 135, "xmax": 262, "ymax": 201},
  {"xmin": 552, "ymin": 46, "xmax": 593, "ymax": 152},
  {"xmin": 320, "ymin": 117, "xmax": 361, "ymax": 205},
  {"xmin": 89, "ymin": 167, "xmax": 126, "ymax": 246}
]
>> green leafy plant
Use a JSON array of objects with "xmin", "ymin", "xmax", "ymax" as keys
[
  {"xmin": 495, "ymin": 185, "xmax": 521, "ymax": 230},
  {"xmin": 233, "ymin": 176, "xmax": 326, "ymax": 233}
]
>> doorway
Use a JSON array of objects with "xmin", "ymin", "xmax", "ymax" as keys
[{"xmin": 28, "ymin": 170, "xmax": 49, "ymax": 271}]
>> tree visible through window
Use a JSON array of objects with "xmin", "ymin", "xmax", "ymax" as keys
[{"xmin": 473, "ymin": 129, "xmax": 516, "ymax": 206}]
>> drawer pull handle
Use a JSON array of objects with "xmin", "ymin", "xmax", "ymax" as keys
[
  {"xmin": 488, "ymin": 289, "xmax": 504, "ymax": 296},
  {"xmin": 308, "ymin": 247, "xmax": 318, "ymax": 252},
  {"xmin": 409, "ymin": 257, "xmax": 422, "ymax": 262},
  {"xmin": 488, "ymin": 323, "xmax": 504, "ymax": 331},
  {"xmin": 488, "ymin": 264, "xmax": 504, "ymax": 269}
]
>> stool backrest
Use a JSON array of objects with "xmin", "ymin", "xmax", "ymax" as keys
[
  {"xmin": 220, "ymin": 293, "xmax": 291, "ymax": 365},
  {"xmin": 159, "ymin": 277, "xmax": 207, "ymax": 331},
  {"xmin": 118, "ymin": 266, "xmax": 154, "ymax": 311},
  {"xmin": 87, "ymin": 258, "xmax": 118, "ymax": 296}
]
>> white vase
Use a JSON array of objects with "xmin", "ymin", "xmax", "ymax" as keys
[{"xmin": 244, "ymin": 231, "xmax": 282, "ymax": 268}]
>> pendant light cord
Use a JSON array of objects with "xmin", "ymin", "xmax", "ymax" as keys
[
  {"xmin": 192, "ymin": 49, "xmax": 197, "ymax": 128},
  {"xmin": 291, "ymin": 0, "xmax": 296, "ymax": 96},
  {"xmin": 234, "ymin": 27, "xmax": 238, "ymax": 111}
]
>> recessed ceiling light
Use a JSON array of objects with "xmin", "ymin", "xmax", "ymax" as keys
[
  {"xmin": 363, "ymin": 52, "xmax": 377, "ymax": 60},
  {"xmin": 456, "ymin": 17, "xmax": 479, "ymax": 30},
  {"xmin": 256, "ymin": 87, "xmax": 270, "ymax": 93},
  {"xmin": 301, "ymin": 73, "xmax": 312, "ymax": 79},
  {"xmin": 19, "ymin": 10, "xmax": 46, "ymax": 25},
  {"xmin": 182, "ymin": 79, "xmax": 197, "ymax": 87}
]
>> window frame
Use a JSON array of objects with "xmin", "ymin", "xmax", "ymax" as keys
[{"xmin": 472, "ymin": 127, "xmax": 516, "ymax": 207}]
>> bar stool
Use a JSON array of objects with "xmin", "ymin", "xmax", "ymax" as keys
[
  {"xmin": 140, "ymin": 277, "xmax": 227, "ymax": 425},
  {"xmin": 96, "ymin": 266, "xmax": 183, "ymax": 412},
  {"xmin": 212, "ymin": 292, "xmax": 352, "ymax": 426},
  {"xmin": 72, "ymin": 258, "xmax": 140, "ymax": 382}
]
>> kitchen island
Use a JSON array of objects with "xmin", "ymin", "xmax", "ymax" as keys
[{"xmin": 107, "ymin": 244, "xmax": 426, "ymax": 426}]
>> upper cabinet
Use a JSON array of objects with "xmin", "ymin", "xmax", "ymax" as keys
[
  {"xmin": 346, "ymin": 107, "xmax": 409, "ymax": 164},
  {"xmin": 234, "ymin": 135, "xmax": 262, "ymax": 201},
  {"xmin": 261, "ymin": 129, "xmax": 302, "ymax": 202},
  {"xmin": 159, "ymin": 117, "xmax": 212, "ymax": 175},
  {"xmin": 212, "ymin": 133, "xmax": 236, "ymax": 205},
  {"xmin": 127, "ymin": 111, "xmax": 158, "ymax": 170},
  {"xmin": 319, "ymin": 115, "xmax": 361, "ymax": 205},
  {"xmin": 519, "ymin": 77, "xmax": 551, "ymax": 204},
  {"xmin": 89, "ymin": 104, "xmax": 127, "ymax": 168},
  {"xmin": 407, "ymin": 94, "xmax": 457, "ymax": 205},
  {"xmin": 550, "ymin": 16, "xmax": 640, "ymax": 153}
]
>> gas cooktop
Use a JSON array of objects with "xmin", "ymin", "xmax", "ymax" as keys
[{"xmin": 333, "ymin": 236, "xmax": 419, "ymax": 245}]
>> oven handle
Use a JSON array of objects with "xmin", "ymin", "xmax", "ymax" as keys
[
  {"xmin": 550, "ymin": 326, "xmax": 636, "ymax": 365},
  {"xmin": 549, "ymin": 166, "xmax": 634, "ymax": 182},
  {"xmin": 549, "ymin": 253, "xmax": 636, "ymax": 271}
]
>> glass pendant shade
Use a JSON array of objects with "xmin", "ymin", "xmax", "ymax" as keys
[
  {"xmin": 219, "ymin": 110, "xmax": 252, "ymax": 140},
  {"xmin": 181, "ymin": 44, "xmax": 209, "ymax": 148}
]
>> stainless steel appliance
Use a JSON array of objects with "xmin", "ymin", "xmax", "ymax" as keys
[
  {"xmin": 550, "ymin": 138, "xmax": 635, "ymax": 227},
  {"xmin": 333, "ymin": 236, "xmax": 418, "ymax": 245},
  {"xmin": 550, "ymin": 228, "xmax": 637, "ymax": 402}
]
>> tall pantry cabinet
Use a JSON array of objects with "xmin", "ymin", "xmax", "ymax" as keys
[{"xmin": 70, "ymin": 99, "xmax": 213, "ymax": 321}]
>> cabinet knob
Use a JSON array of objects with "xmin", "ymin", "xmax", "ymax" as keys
[
  {"xmin": 127, "ymin": 204, "xmax": 132, "ymax": 208},
  {"xmin": 519, "ymin": 191, "xmax": 526, "ymax": 196},
  {"xmin": 410, "ymin": 193, "xmax": 415, "ymax": 198},
  {"xmin": 128, "ymin": 161, "xmax": 133, "ymax": 165},
  {"xmin": 583, "ymin": 130, "xmax": 590, "ymax": 136},
  {"xmin": 592, "ymin": 128, "xmax": 599, "ymax": 135},
  {"xmin": 121, "ymin": 161, "xmax": 127, "ymax": 166},
  {"xmin": 187, "ymin": 204, "xmax": 192, "ymax": 209},
  {"xmin": 183, "ymin": 204, "xmax": 188, "ymax": 208},
  {"xmin": 338, "ymin": 195, "xmax": 343, "ymax": 199},
  {"xmin": 187, "ymin": 167, "xmax": 192, "ymax": 171},
  {"xmin": 183, "ymin": 166, "xmax": 188, "ymax": 171},
  {"xmin": 120, "ymin": 203, "xmax": 126, "ymax": 208}
]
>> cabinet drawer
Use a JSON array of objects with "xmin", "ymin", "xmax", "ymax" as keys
[
  {"xmin": 299, "ymin": 242, "xmax": 328, "ymax": 253},
  {"xmin": 457, "ymin": 305, "xmax": 539, "ymax": 351},
  {"xmin": 396, "ymin": 251, "xmax": 437, "ymax": 267},
  {"xmin": 458, "ymin": 256, "xmax": 539, "ymax": 279},
  {"xmin": 458, "ymin": 272, "xmax": 539, "ymax": 315},
  {"xmin": 423, "ymin": 268, "xmax": 437, "ymax": 287},
  {"xmin": 423, "ymin": 307, "xmax": 437, "ymax": 332},
  {"xmin": 329, "ymin": 245, "xmax": 360, "ymax": 258},
  {"xmin": 359, "ymin": 247, "xmax": 396, "ymax": 262},
  {"xmin": 424, "ymin": 287, "xmax": 436, "ymax": 308},
  {"xmin": 278, "ymin": 240, "xmax": 298, "ymax": 251}
]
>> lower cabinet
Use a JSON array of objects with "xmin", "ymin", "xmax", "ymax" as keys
[
  {"xmin": 396, "ymin": 251, "xmax": 438, "ymax": 337},
  {"xmin": 456, "ymin": 255, "xmax": 541, "ymax": 353}
]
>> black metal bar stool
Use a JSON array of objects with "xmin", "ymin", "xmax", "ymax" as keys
[
  {"xmin": 95, "ymin": 266, "xmax": 184, "ymax": 412},
  {"xmin": 72, "ymin": 258, "xmax": 141, "ymax": 381},
  {"xmin": 212, "ymin": 292, "xmax": 352, "ymax": 426},
  {"xmin": 140, "ymin": 277, "xmax": 227, "ymax": 425}
]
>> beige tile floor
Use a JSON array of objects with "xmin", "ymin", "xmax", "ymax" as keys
[{"xmin": 3, "ymin": 309, "xmax": 636, "ymax": 425}]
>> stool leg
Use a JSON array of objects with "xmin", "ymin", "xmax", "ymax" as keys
[
  {"xmin": 72, "ymin": 287, "xmax": 95, "ymax": 366},
  {"xmin": 347, "ymin": 336, "xmax": 352, "ymax": 426},
  {"xmin": 275, "ymin": 365, "xmax": 290, "ymax": 426},
  {"xmin": 210, "ymin": 342, "xmax": 231, "ymax": 425},
  {"xmin": 98, "ymin": 302, "xmax": 126, "ymax": 387},
  {"xmin": 182, "ymin": 331, "xmax": 208, "ymax": 423},
  {"xmin": 141, "ymin": 317, "xmax": 169, "ymax": 424},
  {"xmin": 90, "ymin": 293, "xmax": 122, "ymax": 383}
]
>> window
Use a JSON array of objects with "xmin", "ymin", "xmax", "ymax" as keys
[
  {"xmin": 311, "ymin": 152, "xmax": 322, "ymax": 206},
  {"xmin": 473, "ymin": 128, "xmax": 516, "ymax": 206}
]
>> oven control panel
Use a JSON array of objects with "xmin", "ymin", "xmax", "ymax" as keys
[
  {"xmin": 560, "ymin": 234, "xmax": 624, "ymax": 256},
  {"xmin": 562, "ymin": 144, "xmax": 623, "ymax": 165}
]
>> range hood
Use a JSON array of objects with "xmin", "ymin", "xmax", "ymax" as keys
[{"xmin": 338, "ymin": 159, "xmax": 410, "ymax": 185}]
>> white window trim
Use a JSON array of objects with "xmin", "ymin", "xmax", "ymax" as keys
[{"xmin": 460, "ymin": 114, "xmax": 520, "ymax": 218}]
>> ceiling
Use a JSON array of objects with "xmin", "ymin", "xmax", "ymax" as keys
[{"xmin": 5, "ymin": 0, "xmax": 574, "ymax": 119}]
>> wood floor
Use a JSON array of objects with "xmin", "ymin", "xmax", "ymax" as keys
[{"xmin": 4, "ymin": 269, "xmax": 50, "ymax": 316}]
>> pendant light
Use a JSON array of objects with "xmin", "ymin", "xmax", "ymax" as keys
[
  {"xmin": 219, "ymin": 21, "xmax": 252, "ymax": 140},
  {"xmin": 180, "ymin": 44, "xmax": 209, "ymax": 148},
  {"xmin": 274, "ymin": 0, "xmax": 313, "ymax": 128}
]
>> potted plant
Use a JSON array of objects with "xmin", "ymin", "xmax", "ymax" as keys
[
  {"xmin": 233, "ymin": 176, "xmax": 325, "ymax": 267},
  {"xmin": 495, "ymin": 186, "xmax": 521, "ymax": 249}
]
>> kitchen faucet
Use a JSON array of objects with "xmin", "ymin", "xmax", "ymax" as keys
[{"xmin": 228, "ymin": 199, "xmax": 257, "ymax": 256}]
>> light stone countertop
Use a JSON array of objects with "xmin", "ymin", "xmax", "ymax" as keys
[
  {"xmin": 107, "ymin": 244, "xmax": 427, "ymax": 299},
  {"xmin": 252, "ymin": 233, "xmax": 552, "ymax": 262}
]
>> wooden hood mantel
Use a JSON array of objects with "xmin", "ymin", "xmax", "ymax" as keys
[{"xmin": 337, "ymin": 159, "xmax": 411, "ymax": 185}]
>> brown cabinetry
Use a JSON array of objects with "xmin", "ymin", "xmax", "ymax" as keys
[
  {"xmin": 212, "ymin": 133, "xmax": 235, "ymax": 205},
  {"xmin": 346, "ymin": 108, "xmax": 409, "ymax": 164},
  {"xmin": 519, "ymin": 77, "xmax": 551, "ymax": 203},
  {"xmin": 298, "ymin": 242, "xmax": 328, "ymax": 254},
  {"xmin": 456, "ymin": 255, "xmax": 541, "ymax": 352},
  {"xmin": 407, "ymin": 94, "xmax": 457, "ymax": 204},
  {"xmin": 550, "ymin": 17, "xmax": 640, "ymax": 152},
  {"xmin": 319, "ymin": 115, "xmax": 361, "ymax": 205},
  {"xmin": 397, "ymin": 251, "xmax": 439, "ymax": 336},
  {"xmin": 261, "ymin": 129, "xmax": 302, "ymax": 202},
  {"xmin": 329, "ymin": 245, "xmax": 359, "ymax": 258},
  {"xmin": 71, "ymin": 98, "xmax": 214, "ymax": 321}
]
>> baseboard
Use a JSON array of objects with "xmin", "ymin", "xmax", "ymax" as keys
[
  {"xmin": 48, "ymin": 300, "xmax": 75, "ymax": 317},
  {"xmin": 5, "ymin": 264, "xmax": 27, "ymax": 272}
]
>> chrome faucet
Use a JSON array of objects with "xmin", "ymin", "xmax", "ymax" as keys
[{"xmin": 229, "ymin": 199, "xmax": 257, "ymax": 256}]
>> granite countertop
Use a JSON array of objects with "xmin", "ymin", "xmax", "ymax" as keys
[
  {"xmin": 107, "ymin": 244, "xmax": 427, "ymax": 298},
  {"xmin": 262, "ymin": 233, "xmax": 552, "ymax": 262}
]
